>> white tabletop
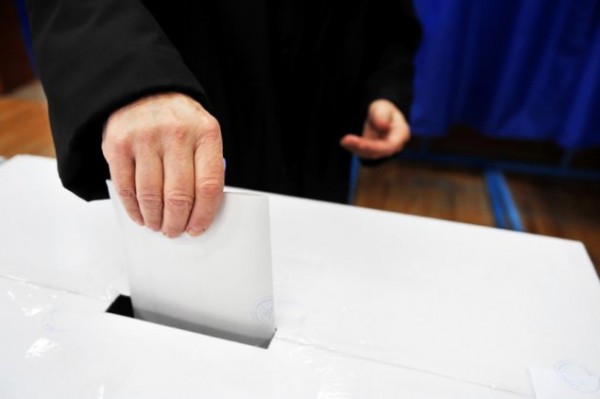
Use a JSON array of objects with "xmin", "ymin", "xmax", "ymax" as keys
[{"xmin": 1, "ymin": 155, "xmax": 599, "ymax": 398}]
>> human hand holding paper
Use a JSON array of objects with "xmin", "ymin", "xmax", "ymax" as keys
[
  {"xmin": 102, "ymin": 92, "xmax": 224, "ymax": 238},
  {"xmin": 107, "ymin": 181, "xmax": 275, "ymax": 347}
]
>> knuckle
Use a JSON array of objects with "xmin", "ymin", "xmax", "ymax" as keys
[
  {"xmin": 203, "ymin": 115, "xmax": 221, "ymax": 134},
  {"xmin": 113, "ymin": 132, "xmax": 134, "ymax": 151},
  {"xmin": 197, "ymin": 178, "xmax": 223, "ymax": 199},
  {"xmin": 138, "ymin": 129, "xmax": 158, "ymax": 145},
  {"xmin": 117, "ymin": 187, "xmax": 137, "ymax": 201},
  {"xmin": 103, "ymin": 132, "xmax": 131, "ymax": 157},
  {"xmin": 169, "ymin": 126, "xmax": 189, "ymax": 143},
  {"xmin": 164, "ymin": 193, "xmax": 194, "ymax": 211},
  {"xmin": 194, "ymin": 116, "xmax": 222, "ymax": 147},
  {"xmin": 137, "ymin": 192, "xmax": 163, "ymax": 209},
  {"xmin": 200, "ymin": 117, "xmax": 222, "ymax": 142}
]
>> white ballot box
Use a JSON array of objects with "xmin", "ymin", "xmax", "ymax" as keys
[{"xmin": 1, "ymin": 155, "xmax": 599, "ymax": 399}]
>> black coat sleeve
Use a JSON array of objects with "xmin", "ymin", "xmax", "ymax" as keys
[
  {"xmin": 362, "ymin": 0, "xmax": 422, "ymax": 118},
  {"xmin": 26, "ymin": 0, "xmax": 210, "ymax": 200}
]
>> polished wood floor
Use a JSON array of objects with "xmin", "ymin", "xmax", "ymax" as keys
[
  {"xmin": 0, "ymin": 97, "xmax": 54, "ymax": 157},
  {"xmin": 1, "ymin": 87, "xmax": 599, "ymax": 278}
]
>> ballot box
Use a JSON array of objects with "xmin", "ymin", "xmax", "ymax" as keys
[{"xmin": 1, "ymin": 155, "xmax": 599, "ymax": 398}]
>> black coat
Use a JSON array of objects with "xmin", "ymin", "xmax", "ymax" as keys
[{"xmin": 26, "ymin": 0, "xmax": 421, "ymax": 203}]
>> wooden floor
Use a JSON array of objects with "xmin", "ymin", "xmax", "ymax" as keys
[
  {"xmin": 0, "ymin": 97, "xmax": 54, "ymax": 157},
  {"xmin": 1, "ymin": 86, "xmax": 599, "ymax": 278},
  {"xmin": 354, "ymin": 162, "xmax": 495, "ymax": 227}
]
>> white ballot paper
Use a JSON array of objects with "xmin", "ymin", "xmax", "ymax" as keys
[{"xmin": 107, "ymin": 181, "xmax": 275, "ymax": 347}]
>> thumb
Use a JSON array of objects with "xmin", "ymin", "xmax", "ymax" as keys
[{"xmin": 368, "ymin": 100, "xmax": 394, "ymax": 133}]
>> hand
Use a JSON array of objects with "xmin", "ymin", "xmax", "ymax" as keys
[
  {"xmin": 102, "ymin": 92, "xmax": 224, "ymax": 238},
  {"xmin": 340, "ymin": 99, "xmax": 410, "ymax": 159}
]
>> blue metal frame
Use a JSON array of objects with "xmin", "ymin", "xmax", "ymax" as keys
[
  {"xmin": 484, "ymin": 169, "xmax": 524, "ymax": 231},
  {"xmin": 347, "ymin": 155, "xmax": 360, "ymax": 204},
  {"xmin": 398, "ymin": 149, "xmax": 600, "ymax": 181},
  {"xmin": 13, "ymin": 0, "xmax": 36, "ymax": 73}
]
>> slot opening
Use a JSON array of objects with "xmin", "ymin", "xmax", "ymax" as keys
[{"xmin": 106, "ymin": 295, "xmax": 275, "ymax": 349}]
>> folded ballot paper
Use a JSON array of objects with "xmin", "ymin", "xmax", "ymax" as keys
[{"xmin": 107, "ymin": 181, "xmax": 275, "ymax": 347}]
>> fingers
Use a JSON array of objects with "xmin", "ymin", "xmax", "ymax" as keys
[
  {"xmin": 135, "ymin": 149, "xmax": 164, "ymax": 231},
  {"xmin": 368, "ymin": 100, "xmax": 394, "ymax": 133},
  {"xmin": 186, "ymin": 124, "xmax": 224, "ymax": 236},
  {"xmin": 105, "ymin": 152, "xmax": 144, "ymax": 226},
  {"xmin": 340, "ymin": 99, "xmax": 410, "ymax": 159},
  {"xmin": 161, "ymin": 140, "xmax": 195, "ymax": 238},
  {"xmin": 340, "ymin": 133, "xmax": 400, "ymax": 159}
]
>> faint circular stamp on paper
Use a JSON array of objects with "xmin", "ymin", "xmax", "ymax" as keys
[
  {"xmin": 556, "ymin": 362, "xmax": 600, "ymax": 393},
  {"xmin": 254, "ymin": 297, "xmax": 274, "ymax": 324}
]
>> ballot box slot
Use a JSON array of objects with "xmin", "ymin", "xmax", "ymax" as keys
[{"xmin": 105, "ymin": 294, "xmax": 275, "ymax": 349}]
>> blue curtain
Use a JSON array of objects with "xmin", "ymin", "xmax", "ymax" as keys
[{"xmin": 411, "ymin": 0, "xmax": 600, "ymax": 149}]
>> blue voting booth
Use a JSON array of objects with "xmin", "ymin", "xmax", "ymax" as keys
[
  {"xmin": 352, "ymin": 0, "xmax": 600, "ymax": 229},
  {"xmin": 412, "ymin": 0, "xmax": 600, "ymax": 149},
  {"xmin": 403, "ymin": 0, "xmax": 600, "ymax": 230}
]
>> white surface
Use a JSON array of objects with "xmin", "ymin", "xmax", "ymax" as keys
[
  {"xmin": 0, "ymin": 274, "xmax": 518, "ymax": 399},
  {"xmin": 529, "ymin": 365, "xmax": 600, "ymax": 399},
  {"xmin": 269, "ymin": 198, "xmax": 600, "ymax": 395},
  {"xmin": 0, "ymin": 156, "xmax": 127, "ymax": 300},
  {"xmin": 0, "ymin": 277, "xmax": 319, "ymax": 399},
  {"xmin": 1, "ymin": 155, "xmax": 599, "ymax": 398},
  {"xmin": 107, "ymin": 181, "xmax": 275, "ymax": 346}
]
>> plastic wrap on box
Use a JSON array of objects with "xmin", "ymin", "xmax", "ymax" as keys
[
  {"xmin": 267, "ymin": 195, "xmax": 600, "ymax": 397},
  {"xmin": 0, "ymin": 277, "xmax": 320, "ymax": 398},
  {"xmin": 269, "ymin": 339, "xmax": 528, "ymax": 399},
  {"xmin": 2, "ymin": 155, "xmax": 600, "ymax": 398},
  {"xmin": 1, "ymin": 276, "xmax": 527, "ymax": 399},
  {"xmin": 0, "ymin": 276, "xmax": 108, "ymax": 398},
  {"xmin": 0, "ymin": 156, "xmax": 127, "ymax": 300}
]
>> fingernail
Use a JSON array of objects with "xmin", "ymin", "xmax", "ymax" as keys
[
  {"xmin": 148, "ymin": 224, "xmax": 160, "ymax": 232},
  {"xmin": 187, "ymin": 226, "xmax": 205, "ymax": 236},
  {"xmin": 162, "ymin": 230, "xmax": 178, "ymax": 238}
]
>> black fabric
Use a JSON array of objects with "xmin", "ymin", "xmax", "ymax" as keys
[{"xmin": 26, "ymin": 0, "xmax": 421, "ymax": 203}]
